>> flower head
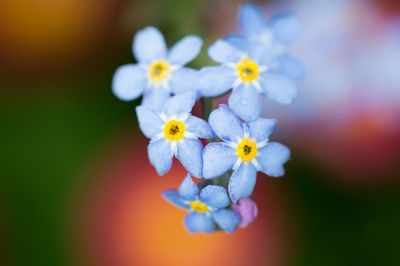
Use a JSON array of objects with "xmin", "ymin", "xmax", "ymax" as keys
[
  {"xmin": 203, "ymin": 105, "xmax": 290, "ymax": 202},
  {"xmin": 197, "ymin": 38, "xmax": 297, "ymax": 121},
  {"xmin": 232, "ymin": 197, "xmax": 258, "ymax": 228},
  {"xmin": 230, "ymin": 3, "xmax": 304, "ymax": 81},
  {"xmin": 237, "ymin": 3, "xmax": 302, "ymax": 49},
  {"xmin": 137, "ymin": 92, "xmax": 215, "ymax": 177},
  {"xmin": 162, "ymin": 174, "xmax": 241, "ymax": 233},
  {"xmin": 112, "ymin": 26, "xmax": 202, "ymax": 110}
]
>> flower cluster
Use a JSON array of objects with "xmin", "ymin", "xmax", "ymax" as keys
[{"xmin": 112, "ymin": 3, "xmax": 303, "ymax": 233}]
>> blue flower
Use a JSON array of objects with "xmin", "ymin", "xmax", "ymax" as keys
[
  {"xmin": 228, "ymin": 3, "xmax": 304, "ymax": 81},
  {"xmin": 197, "ymin": 38, "xmax": 297, "ymax": 121},
  {"xmin": 136, "ymin": 92, "xmax": 215, "ymax": 177},
  {"xmin": 112, "ymin": 26, "xmax": 202, "ymax": 110},
  {"xmin": 202, "ymin": 105, "xmax": 290, "ymax": 202},
  {"xmin": 162, "ymin": 174, "xmax": 241, "ymax": 233}
]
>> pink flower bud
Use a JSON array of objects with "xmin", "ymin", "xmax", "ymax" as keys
[{"xmin": 232, "ymin": 197, "xmax": 258, "ymax": 228}]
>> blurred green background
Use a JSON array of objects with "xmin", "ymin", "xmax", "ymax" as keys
[{"xmin": 1, "ymin": 0, "xmax": 400, "ymax": 265}]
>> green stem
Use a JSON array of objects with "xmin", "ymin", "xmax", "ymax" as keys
[{"xmin": 201, "ymin": 97, "xmax": 213, "ymax": 121}]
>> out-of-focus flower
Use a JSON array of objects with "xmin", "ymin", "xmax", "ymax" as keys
[
  {"xmin": 112, "ymin": 26, "xmax": 202, "ymax": 110},
  {"xmin": 232, "ymin": 197, "xmax": 258, "ymax": 228},
  {"xmin": 162, "ymin": 174, "xmax": 241, "ymax": 233},
  {"xmin": 202, "ymin": 105, "xmax": 290, "ymax": 202},
  {"xmin": 136, "ymin": 92, "xmax": 214, "ymax": 177}
]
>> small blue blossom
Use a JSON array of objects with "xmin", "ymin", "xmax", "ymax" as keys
[
  {"xmin": 136, "ymin": 92, "xmax": 215, "ymax": 177},
  {"xmin": 162, "ymin": 174, "xmax": 241, "ymax": 233},
  {"xmin": 112, "ymin": 26, "xmax": 202, "ymax": 110},
  {"xmin": 197, "ymin": 38, "xmax": 297, "ymax": 121},
  {"xmin": 202, "ymin": 105, "xmax": 290, "ymax": 202},
  {"xmin": 227, "ymin": 3, "xmax": 304, "ymax": 81}
]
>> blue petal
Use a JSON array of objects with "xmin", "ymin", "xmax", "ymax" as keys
[
  {"xmin": 178, "ymin": 174, "xmax": 198, "ymax": 201},
  {"xmin": 147, "ymin": 138, "xmax": 172, "ymax": 175},
  {"xmin": 208, "ymin": 39, "xmax": 243, "ymax": 64},
  {"xmin": 239, "ymin": 3, "xmax": 265, "ymax": 35},
  {"xmin": 136, "ymin": 106, "xmax": 164, "ymax": 138},
  {"xmin": 168, "ymin": 35, "xmax": 203, "ymax": 65},
  {"xmin": 185, "ymin": 116, "xmax": 215, "ymax": 139},
  {"xmin": 169, "ymin": 67, "xmax": 198, "ymax": 95},
  {"xmin": 162, "ymin": 189, "xmax": 190, "ymax": 209},
  {"xmin": 228, "ymin": 163, "xmax": 257, "ymax": 203},
  {"xmin": 199, "ymin": 185, "xmax": 229, "ymax": 209},
  {"xmin": 184, "ymin": 212, "xmax": 214, "ymax": 233},
  {"xmin": 225, "ymin": 33, "xmax": 248, "ymax": 51},
  {"xmin": 257, "ymin": 142, "xmax": 290, "ymax": 177},
  {"xmin": 269, "ymin": 13, "xmax": 302, "ymax": 45},
  {"xmin": 208, "ymin": 104, "xmax": 244, "ymax": 142},
  {"xmin": 141, "ymin": 88, "xmax": 170, "ymax": 111},
  {"xmin": 247, "ymin": 118, "xmax": 277, "ymax": 143},
  {"xmin": 229, "ymin": 84, "xmax": 261, "ymax": 122},
  {"xmin": 203, "ymin": 143, "xmax": 236, "ymax": 179},
  {"xmin": 212, "ymin": 209, "xmax": 241, "ymax": 233},
  {"xmin": 261, "ymin": 72, "xmax": 297, "ymax": 104},
  {"xmin": 112, "ymin": 64, "xmax": 146, "ymax": 101},
  {"xmin": 197, "ymin": 66, "xmax": 236, "ymax": 97},
  {"xmin": 176, "ymin": 139, "xmax": 203, "ymax": 178},
  {"xmin": 133, "ymin": 26, "xmax": 167, "ymax": 63},
  {"xmin": 162, "ymin": 91, "xmax": 196, "ymax": 116},
  {"xmin": 275, "ymin": 55, "xmax": 305, "ymax": 80}
]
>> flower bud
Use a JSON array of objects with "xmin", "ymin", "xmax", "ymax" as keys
[{"xmin": 232, "ymin": 197, "xmax": 258, "ymax": 228}]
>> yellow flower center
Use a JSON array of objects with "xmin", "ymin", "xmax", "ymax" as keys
[
  {"xmin": 190, "ymin": 201, "xmax": 208, "ymax": 213},
  {"xmin": 237, "ymin": 58, "xmax": 259, "ymax": 82},
  {"xmin": 237, "ymin": 138, "xmax": 257, "ymax": 162},
  {"xmin": 164, "ymin": 120, "xmax": 185, "ymax": 141},
  {"xmin": 149, "ymin": 61, "xmax": 169, "ymax": 81}
]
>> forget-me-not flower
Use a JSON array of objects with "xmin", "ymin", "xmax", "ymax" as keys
[
  {"xmin": 113, "ymin": 26, "xmax": 202, "ymax": 110},
  {"xmin": 227, "ymin": 3, "xmax": 304, "ymax": 81},
  {"xmin": 202, "ymin": 105, "xmax": 290, "ymax": 202},
  {"xmin": 197, "ymin": 38, "xmax": 297, "ymax": 121},
  {"xmin": 136, "ymin": 92, "xmax": 215, "ymax": 177},
  {"xmin": 162, "ymin": 174, "xmax": 241, "ymax": 233}
]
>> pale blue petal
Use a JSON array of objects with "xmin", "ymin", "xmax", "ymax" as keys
[
  {"xmin": 185, "ymin": 116, "xmax": 215, "ymax": 139},
  {"xmin": 147, "ymin": 139, "xmax": 172, "ymax": 175},
  {"xmin": 162, "ymin": 189, "xmax": 190, "ymax": 209},
  {"xmin": 247, "ymin": 118, "xmax": 277, "ymax": 143},
  {"xmin": 141, "ymin": 88, "xmax": 170, "ymax": 111},
  {"xmin": 177, "ymin": 139, "xmax": 203, "ymax": 178},
  {"xmin": 228, "ymin": 163, "xmax": 257, "ymax": 203},
  {"xmin": 197, "ymin": 66, "xmax": 235, "ymax": 97},
  {"xmin": 239, "ymin": 3, "xmax": 265, "ymax": 35},
  {"xmin": 169, "ymin": 67, "xmax": 198, "ymax": 94},
  {"xmin": 135, "ymin": 106, "xmax": 164, "ymax": 138},
  {"xmin": 208, "ymin": 39, "xmax": 243, "ymax": 64},
  {"xmin": 257, "ymin": 142, "xmax": 290, "ymax": 177},
  {"xmin": 133, "ymin": 26, "xmax": 167, "ymax": 63},
  {"xmin": 184, "ymin": 212, "xmax": 214, "ymax": 233},
  {"xmin": 208, "ymin": 104, "xmax": 244, "ymax": 142},
  {"xmin": 168, "ymin": 35, "xmax": 203, "ymax": 65},
  {"xmin": 261, "ymin": 72, "xmax": 297, "ymax": 104},
  {"xmin": 178, "ymin": 174, "xmax": 198, "ymax": 201},
  {"xmin": 212, "ymin": 209, "xmax": 241, "ymax": 233},
  {"xmin": 229, "ymin": 84, "xmax": 261, "ymax": 122},
  {"xmin": 112, "ymin": 64, "xmax": 146, "ymax": 101},
  {"xmin": 269, "ymin": 13, "xmax": 302, "ymax": 45},
  {"xmin": 276, "ymin": 55, "xmax": 305, "ymax": 80},
  {"xmin": 199, "ymin": 185, "xmax": 229, "ymax": 209},
  {"xmin": 225, "ymin": 34, "xmax": 248, "ymax": 51},
  {"xmin": 203, "ymin": 143, "xmax": 236, "ymax": 179},
  {"xmin": 162, "ymin": 91, "xmax": 196, "ymax": 116}
]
